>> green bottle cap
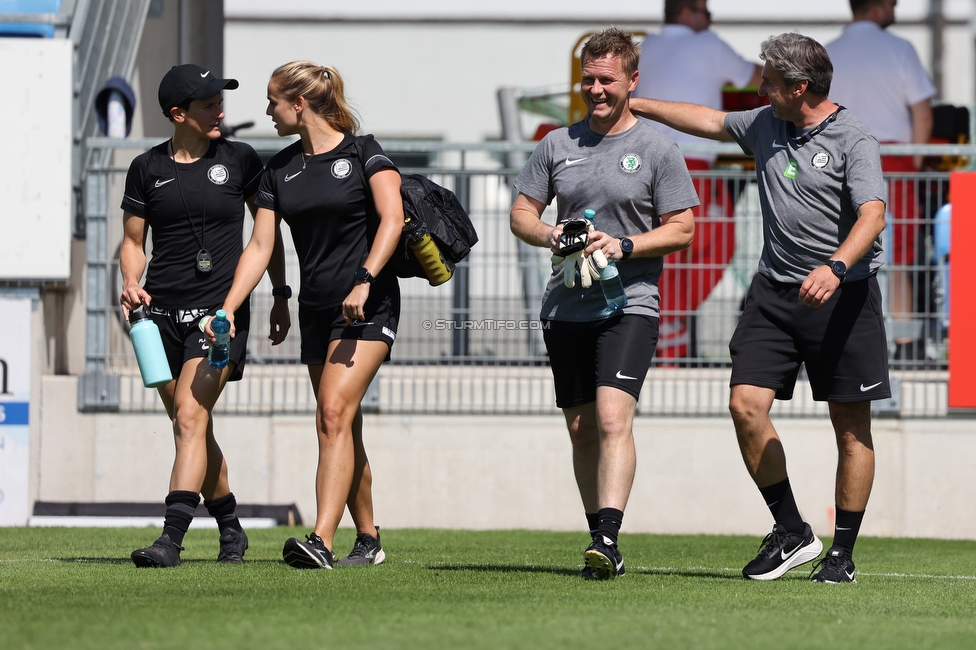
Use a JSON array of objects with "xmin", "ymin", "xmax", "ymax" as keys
[{"xmin": 584, "ymin": 209, "xmax": 596, "ymax": 219}]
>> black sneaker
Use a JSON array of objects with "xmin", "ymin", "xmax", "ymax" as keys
[
  {"xmin": 583, "ymin": 535, "xmax": 626, "ymax": 580},
  {"xmin": 282, "ymin": 532, "xmax": 334, "ymax": 569},
  {"xmin": 131, "ymin": 534, "xmax": 183, "ymax": 568},
  {"xmin": 742, "ymin": 523, "xmax": 822, "ymax": 580},
  {"xmin": 810, "ymin": 547, "xmax": 857, "ymax": 583},
  {"xmin": 217, "ymin": 529, "xmax": 248, "ymax": 564},
  {"xmin": 337, "ymin": 527, "xmax": 385, "ymax": 566}
]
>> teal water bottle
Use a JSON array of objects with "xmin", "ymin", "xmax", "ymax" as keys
[
  {"xmin": 208, "ymin": 310, "xmax": 231, "ymax": 369},
  {"xmin": 128, "ymin": 308, "xmax": 173, "ymax": 387},
  {"xmin": 583, "ymin": 209, "xmax": 628, "ymax": 312}
]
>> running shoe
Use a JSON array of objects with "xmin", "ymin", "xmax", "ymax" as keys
[
  {"xmin": 810, "ymin": 547, "xmax": 857, "ymax": 583},
  {"xmin": 217, "ymin": 529, "xmax": 248, "ymax": 564},
  {"xmin": 742, "ymin": 522, "xmax": 822, "ymax": 580},
  {"xmin": 131, "ymin": 534, "xmax": 183, "ymax": 568},
  {"xmin": 337, "ymin": 527, "xmax": 385, "ymax": 566},
  {"xmin": 282, "ymin": 532, "xmax": 334, "ymax": 569}
]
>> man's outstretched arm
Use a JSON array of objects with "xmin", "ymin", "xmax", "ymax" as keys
[{"xmin": 629, "ymin": 97, "xmax": 733, "ymax": 142}]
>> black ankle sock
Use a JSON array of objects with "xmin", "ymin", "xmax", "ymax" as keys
[
  {"xmin": 585, "ymin": 512, "xmax": 600, "ymax": 538},
  {"xmin": 204, "ymin": 493, "xmax": 243, "ymax": 535},
  {"xmin": 832, "ymin": 507, "xmax": 865, "ymax": 554},
  {"xmin": 162, "ymin": 490, "xmax": 200, "ymax": 546},
  {"xmin": 594, "ymin": 508, "xmax": 624, "ymax": 546},
  {"xmin": 759, "ymin": 478, "xmax": 805, "ymax": 534}
]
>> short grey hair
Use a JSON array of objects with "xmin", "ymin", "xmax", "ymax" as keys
[{"xmin": 760, "ymin": 33, "xmax": 833, "ymax": 96}]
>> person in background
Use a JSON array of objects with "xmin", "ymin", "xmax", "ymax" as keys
[
  {"xmin": 634, "ymin": 0, "xmax": 762, "ymax": 361},
  {"xmin": 120, "ymin": 64, "xmax": 289, "ymax": 568},
  {"xmin": 826, "ymin": 0, "xmax": 936, "ymax": 364},
  {"xmin": 511, "ymin": 28, "xmax": 697, "ymax": 579},
  {"xmin": 632, "ymin": 32, "xmax": 889, "ymax": 583},
  {"xmin": 218, "ymin": 61, "xmax": 403, "ymax": 570}
]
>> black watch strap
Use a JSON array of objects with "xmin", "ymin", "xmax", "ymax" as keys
[
  {"xmin": 355, "ymin": 267, "xmax": 375, "ymax": 284},
  {"xmin": 271, "ymin": 285, "xmax": 292, "ymax": 299}
]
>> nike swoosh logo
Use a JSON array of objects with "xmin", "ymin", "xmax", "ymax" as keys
[
  {"xmin": 565, "ymin": 157, "xmax": 588, "ymax": 166},
  {"xmin": 772, "ymin": 141, "xmax": 788, "ymax": 148},
  {"xmin": 284, "ymin": 171, "xmax": 302, "ymax": 182},
  {"xmin": 860, "ymin": 381, "xmax": 883, "ymax": 392},
  {"xmin": 846, "ymin": 570, "xmax": 856, "ymax": 581},
  {"xmin": 780, "ymin": 544, "xmax": 804, "ymax": 561},
  {"xmin": 615, "ymin": 371, "xmax": 637, "ymax": 380},
  {"xmin": 836, "ymin": 527, "xmax": 852, "ymax": 531},
  {"xmin": 154, "ymin": 178, "xmax": 175, "ymax": 187},
  {"xmin": 201, "ymin": 71, "xmax": 210, "ymax": 78}
]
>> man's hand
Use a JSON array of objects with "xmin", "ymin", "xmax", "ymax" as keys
[{"xmin": 799, "ymin": 265, "xmax": 842, "ymax": 307}]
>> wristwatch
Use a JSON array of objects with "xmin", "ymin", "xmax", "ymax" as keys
[
  {"xmin": 828, "ymin": 259, "xmax": 847, "ymax": 282},
  {"xmin": 619, "ymin": 237, "xmax": 634, "ymax": 260},
  {"xmin": 354, "ymin": 267, "xmax": 375, "ymax": 284},
  {"xmin": 271, "ymin": 285, "xmax": 292, "ymax": 299}
]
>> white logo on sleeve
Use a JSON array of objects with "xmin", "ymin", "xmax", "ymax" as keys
[{"xmin": 615, "ymin": 371, "xmax": 637, "ymax": 380}]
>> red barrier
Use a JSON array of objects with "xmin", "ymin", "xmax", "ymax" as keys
[{"xmin": 948, "ymin": 171, "xmax": 976, "ymax": 409}]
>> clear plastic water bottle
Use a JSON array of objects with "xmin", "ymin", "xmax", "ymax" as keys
[
  {"xmin": 208, "ymin": 309, "xmax": 231, "ymax": 369},
  {"xmin": 107, "ymin": 90, "xmax": 127, "ymax": 138},
  {"xmin": 600, "ymin": 261, "xmax": 628, "ymax": 312},
  {"xmin": 583, "ymin": 209, "xmax": 628, "ymax": 312},
  {"xmin": 128, "ymin": 308, "xmax": 173, "ymax": 387}
]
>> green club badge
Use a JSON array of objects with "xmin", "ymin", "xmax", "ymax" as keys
[{"xmin": 619, "ymin": 153, "xmax": 642, "ymax": 173}]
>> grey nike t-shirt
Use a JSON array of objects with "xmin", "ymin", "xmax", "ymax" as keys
[
  {"xmin": 514, "ymin": 118, "xmax": 699, "ymax": 321},
  {"xmin": 724, "ymin": 106, "xmax": 885, "ymax": 283}
]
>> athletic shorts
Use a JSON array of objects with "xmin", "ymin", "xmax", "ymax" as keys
[
  {"xmin": 729, "ymin": 273, "xmax": 890, "ymax": 402},
  {"xmin": 298, "ymin": 283, "xmax": 400, "ymax": 365},
  {"xmin": 148, "ymin": 300, "xmax": 250, "ymax": 382},
  {"xmin": 542, "ymin": 314, "xmax": 659, "ymax": 408}
]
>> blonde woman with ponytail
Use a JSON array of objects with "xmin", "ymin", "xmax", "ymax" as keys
[{"xmin": 220, "ymin": 61, "xmax": 403, "ymax": 569}]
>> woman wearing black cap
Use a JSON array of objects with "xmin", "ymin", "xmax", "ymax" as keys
[
  {"xmin": 119, "ymin": 64, "xmax": 289, "ymax": 568},
  {"xmin": 218, "ymin": 61, "xmax": 403, "ymax": 569}
]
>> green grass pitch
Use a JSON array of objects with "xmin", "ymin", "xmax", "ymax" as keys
[{"xmin": 1, "ymin": 527, "xmax": 974, "ymax": 649}]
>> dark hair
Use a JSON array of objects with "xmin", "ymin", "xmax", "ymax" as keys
[
  {"xmin": 850, "ymin": 0, "xmax": 883, "ymax": 13},
  {"xmin": 760, "ymin": 33, "xmax": 833, "ymax": 96},
  {"xmin": 664, "ymin": 0, "xmax": 700, "ymax": 24},
  {"xmin": 581, "ymin": 27, "xmax": 641, "ymax": 75},
  {"xmin": 164, "ymin": 97, "xmax": 194, "ymax": 122},
  {"xmin": 270, "ymin": 61, "xmax": 360, "ymax": 134}
]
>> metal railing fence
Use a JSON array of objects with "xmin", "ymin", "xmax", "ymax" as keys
[{"xmin": 79, "ymin": 138, "xmax": 972, "ymax": 417}]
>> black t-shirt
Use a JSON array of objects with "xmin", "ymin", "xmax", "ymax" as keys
[
  {"xmin": 121, "ymin": 138, "xmax": 263, "ymax": 308},
  {"xmin": 256, "ymin": 133, "xmax": 399, "ymax": 309}
]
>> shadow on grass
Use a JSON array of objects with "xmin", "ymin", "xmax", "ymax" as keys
[
  {"xmin": 47, "ymin": 557, "xmax": 286, "ymax": 565},
  {"xmin": 429, "ymin": 563, "xmax": 580, "ymax": 577}
]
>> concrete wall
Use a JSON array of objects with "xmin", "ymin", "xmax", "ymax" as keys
[{"xmin": 35, "ymin": 375, "xmax": 976, "ymax": 540}]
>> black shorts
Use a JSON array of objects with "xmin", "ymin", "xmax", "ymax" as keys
[
  {"xmin": 298, "ymin": 284, "xmax": 400, "ymax": 365},
  {"xmin": 729, "ymin": 273, "xmax": 890, "ymax": 402},
  {"xmin": 148, "ymin": 300, "xmax": 250, "ymax": 382},
  {"xmin": 542, "ymin": 314, "xmax": 659, "ymax": 408}
]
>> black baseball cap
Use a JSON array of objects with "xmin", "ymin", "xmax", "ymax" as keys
[{"xmin": 158, "ymin": 64, "xmax": 239, "ymax": 115}]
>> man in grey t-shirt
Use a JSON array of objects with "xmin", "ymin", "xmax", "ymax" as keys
[
  {"xmin": 631, "ymin": 33, "xmax": 888, "ymax": 584},
  {"xmin": 511, "ymin": 27, "xmax": 697, "ymax": 580}
]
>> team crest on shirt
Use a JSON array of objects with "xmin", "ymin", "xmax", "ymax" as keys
[
  {"xmin": 619, "ymin": 153, "xmax": 642, "ymax": 173},
  {"xmin": 811, "ymin": 151, "xmax": 830, "ymax": 169},
  {"xmin": 332, "ymin": 159, "xmax": 352, "ymax": 179},
  {"xmin": 208, "ymin": 164, "xmax": 229, "ymax": 185}
]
